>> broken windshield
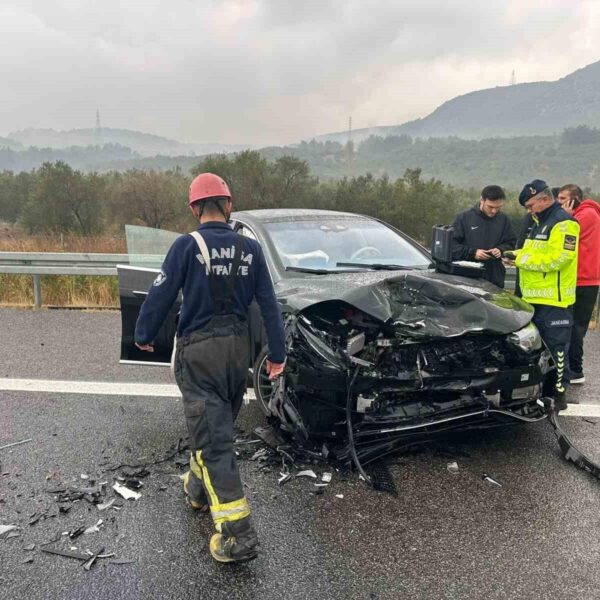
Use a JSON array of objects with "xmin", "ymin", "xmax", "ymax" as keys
[{"xmin": 264, "ymin": 218, "xmax": 430, "ymax": 272}]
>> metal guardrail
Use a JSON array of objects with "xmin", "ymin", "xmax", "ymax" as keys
[{"xmin": 0, "ymin": 252, "xmax": 163, "ymax": 308}]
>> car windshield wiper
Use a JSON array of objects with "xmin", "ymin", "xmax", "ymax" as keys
[
  {"xmin": 285, "ymin": 266, "xmax": 331, "ymax": 275},
  {"xmin": 336, "ymin": 262, "xmax": 413, "ymax": 271}
]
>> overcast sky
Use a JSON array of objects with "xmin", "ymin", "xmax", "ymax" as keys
[{"xmin": 1, "ymin": 0, "xmax": 600, "ymax": 146}]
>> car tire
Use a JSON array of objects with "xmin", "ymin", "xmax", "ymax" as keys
[{"xmin": 252, "ymin": 346, "xmax": 273, "ymax": 417}]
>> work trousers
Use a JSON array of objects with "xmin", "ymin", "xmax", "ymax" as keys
[
  {"xmin": 569, "ymin": 285, "xmax": 599, "ymax": 375},
  {"xmin": 532, "ymin": 305, "xmax": 572, "ymax": 397},
  {"xmin": 174, "ymin": 315, "xmax": 252, "ymax": 530}
]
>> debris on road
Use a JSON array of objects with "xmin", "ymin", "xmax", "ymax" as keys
[
  {"xmin": 22, "ymin": 556, "xmax": 34, "ymax": 564},
  {"xmin": 322, "ymin": 472, "xmax": 332, "ymax": 483},
  {"xmin": 0, "ymin": 439, "xmax": 32, "ymax": 451},
  {"xmin": 335, "ymin": 494, "xmax": 344, "ymax": 499},
  {"xmin": 447, "ymin": 461, "xmax": 459, "ymax": 474},
  {"xmin": 0, "ymin": 524, "xmax": 19, "ymax": 538},
  {"xmin": 83, "ymin": 519, "xmax": 104, "ymax": 534},
  {"xmin": 278, "ymin": 472, "xmax": 292, "ymax": 486},
  {"xmin": 23, "ymin": 544, "xmax": 35, "ymax": 551},
  {"xmin": 548, "ymin": 409, "xmax": 600, "ymax": 480},
  {"xmin": 109, "ymin": 559, "xmax": 135, "ymax": 565},
  {"xmin": 482, "ymin": 473, "xmax": 502, "ymax": 487},
  {"xmin": 97, "ymin": 498, "xmax": 115, "ymax": 511},
  {"xmin": 112, "ymin": 482, "xmax": 141, "ymax": 501},
  {"xmin": 41, "ymin": 546, "xmax": 90, "ymax": 561},
  {"xmin": 296, "ymin": 470, "xmax": 317, "ymax": 479},
  {"xmin": 83, "ymin": 547, "xmax": 105, "ymax": 571},
  {"xmin": 68, "ymin": 526, "xmax": 86, "ymax": 539}
]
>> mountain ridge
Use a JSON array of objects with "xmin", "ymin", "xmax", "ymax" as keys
[{"xmin": 315, "ymin": 59, "xmax": 600, "ymax": 143}]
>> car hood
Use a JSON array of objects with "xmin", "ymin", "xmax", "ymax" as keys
[{"xmin": 275, "ymin": 269, "xmax": 533, "ymax": 339}]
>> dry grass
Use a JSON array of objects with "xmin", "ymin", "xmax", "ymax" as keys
[{"xmin": 0, "ymin": 232, "xmax": 125, "ymax": 308}]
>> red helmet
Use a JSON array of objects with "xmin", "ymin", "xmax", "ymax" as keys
[{"xmin": 188, "ymin": 173, "xmax": 231, "ymax": 206}]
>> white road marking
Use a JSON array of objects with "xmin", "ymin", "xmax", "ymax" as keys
[
  {"xmin": 0, "ymin": 378, "xmax": 596, "ymax": 417},
  {"xmin": 0, "ymin": 377, "xmax": 259, "ymax": 400}
]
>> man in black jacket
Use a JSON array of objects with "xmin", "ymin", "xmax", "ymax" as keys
[{"xmin": 451, "ymin": 185, "xmax": 517, "ymax": 287}]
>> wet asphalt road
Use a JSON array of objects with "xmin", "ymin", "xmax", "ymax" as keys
[{"xmin": 1, "ymin": 307, "xmax": 600, "ymax": 600}]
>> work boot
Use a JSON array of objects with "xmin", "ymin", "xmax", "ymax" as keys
[
  {"xmin": 553, "ymin": 391, "xmax": 568, "ymax": 412},
  {"xmin": 182, "ymin": 471, "xmax": 208, "ymax": 511},
  {"xmin": 210, "ymin": 518, "xmax": 259, "ymax": 564}
]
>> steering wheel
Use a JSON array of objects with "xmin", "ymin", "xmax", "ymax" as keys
[{"xmin": 349, "ymin": 246, "xmax": 383, "ymax": 261}]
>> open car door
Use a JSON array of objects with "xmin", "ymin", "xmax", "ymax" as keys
[{"xmin": 117, "ymin": 225, "xmax": 181, "ymax": 365}]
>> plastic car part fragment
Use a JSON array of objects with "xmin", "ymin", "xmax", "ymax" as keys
[{"xmin": 547, "ymin": 407, "xmax": 600, "ymax": 480}]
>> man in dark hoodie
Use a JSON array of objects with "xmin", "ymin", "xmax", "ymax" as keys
[
  {"xmin": 557, "ymin": 184, "xmax": 600, "ymax": 384},
  {"xmin": 451, "ymin": 185, "xmax": 517, "ymax": 287}
]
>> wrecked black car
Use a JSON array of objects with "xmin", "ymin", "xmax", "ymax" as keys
[{"xmin": 117, "ymin": 209, "xmax": 553, "ymax": 468}]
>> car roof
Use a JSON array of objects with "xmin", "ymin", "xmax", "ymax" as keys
[{"xmin": 232, "ymin": 208, "xmax": 371, "ymax": 223}]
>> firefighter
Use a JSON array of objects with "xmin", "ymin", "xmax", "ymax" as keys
[
  {"xmin": 134, "ymin": 173, "xmax": 286, "ymax": 563},
  {"xmin": 505, "ymin": 180, "xmax": 579, "ymax": 411}
]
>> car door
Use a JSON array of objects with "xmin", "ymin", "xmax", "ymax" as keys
[
  {"xmin": 118, "ymin": 224, "xmax": 181, "ymax": 365},
  {"xmin": 233, "ymin": 221, "xmax": 267, "ymax": 364}
]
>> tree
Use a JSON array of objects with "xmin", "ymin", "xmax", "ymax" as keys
[
  {"xmin": 561, "ymin": 126, "xmax": 600, "ymax": 145},
  {"xmin": 108, "ymin": 169, "xmax": 188, "ymax": 230},
  {"xmin": 0, "ymin": 171, "xmax": 33, "ymax": 223},
  {"xmin": 20, "ymin": 161, "xmax": 104, "ymax": 234}
]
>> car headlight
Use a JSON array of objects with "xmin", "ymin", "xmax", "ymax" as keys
[{"xmin": 508, "ymin": 322, "xmax": 542, "ymax": 352}]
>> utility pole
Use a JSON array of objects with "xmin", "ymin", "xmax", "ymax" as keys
[
  {"xmin": 510, "ymin": 69, "xmax": 516, "ymax": 86},
  {"xmin": 94, "ymin": 108, "xmax": 103, "ymax": 146},
  {"xmin": 345, "ymin": 115, "xmax": 354, "ymax": 174}
]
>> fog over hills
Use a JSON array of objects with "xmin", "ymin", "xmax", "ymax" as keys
[
  {"xmin": 315, "ymin": 59, "xmax": 600, "ymax": 143},
  {"xmin": 6, "ymin": 127, "xmax": 249, "ymax": 157}
]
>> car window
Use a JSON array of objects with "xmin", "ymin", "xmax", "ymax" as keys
[
  {"xmin": 125, "ymin": 224, "xmax": 181, "ymax": 268},
  {"xmin": 263, "ymin": 218, "xmax": 429, "ymax": 271}
]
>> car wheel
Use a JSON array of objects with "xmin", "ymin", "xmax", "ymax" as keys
[{"xmin": 252, "ymin": 346, "xmax": 274, "ymax": 416}]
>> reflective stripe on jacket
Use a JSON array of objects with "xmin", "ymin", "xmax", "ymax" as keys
[{"xmin": 515, "ymin": 203, "xmax": 579, "ymax": 308}]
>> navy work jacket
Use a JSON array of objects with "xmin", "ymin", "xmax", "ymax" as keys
[{"xmin": 134, "ymin": 221, "xmax": 286, "ymax": 363}]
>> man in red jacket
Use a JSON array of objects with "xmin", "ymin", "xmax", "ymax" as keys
[{"xmin": 558, "ymin": 184, "xmax": 600, "ymax": 384}]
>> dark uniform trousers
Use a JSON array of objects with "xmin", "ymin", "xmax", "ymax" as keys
[
  {"xmin": 174, "ymin": 315, "xmax": 252, "ymax": 530},
  {"xmin": 569, "ymin": 285, "xmax": 599, "ymax": 375},
  {"xmin": 532, "ymin": 305, "xmax": 572, "ymax": 396}
]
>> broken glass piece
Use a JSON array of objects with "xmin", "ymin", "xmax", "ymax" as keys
[
  {"xmin": 447, "ymin": 462, "xmax": 459, "ymax": 474},
  {"xmin": 296, "ymin": 470, "xmax": 317, "ymax": 479},
  {"xmin": 113, "ymin": 482, "xmax": 141, "ymax": 500},
  {"xmin": 22, "ymin": 557, "xmax": 34, "ymax": 564},
  {"xmin": 6, "ymin": 531, "xmax": 20, "ymax": 539},
  {"xmin": 23, "ymin": 544, "xmax": 35, "ymax": 551}
]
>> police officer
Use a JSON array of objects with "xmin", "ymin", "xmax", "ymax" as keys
[
  {"xmin": 506, "ymin": 180, "xmax": 579, "ymax": 411},
  {"xmin": 134, "ymin": 173, "xmax": 286, "ymax": 563}
]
